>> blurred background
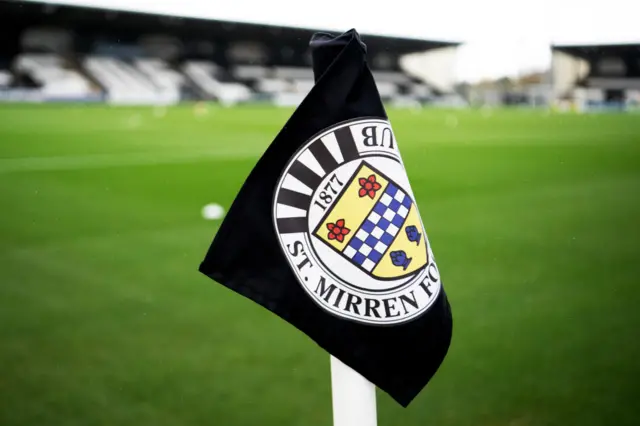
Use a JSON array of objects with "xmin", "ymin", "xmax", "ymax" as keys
[{"xmin": 0, "ymin": 0, "xmax": 639, "ymax": 425}]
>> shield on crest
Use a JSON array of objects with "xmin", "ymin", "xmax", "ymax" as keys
[{"xmin": 312, "ymin": 162, "xmax": 429, "ymax": 280}]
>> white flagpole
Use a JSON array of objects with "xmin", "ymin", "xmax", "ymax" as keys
[{"xmin": 330, "ymin": 355, "xmax": 377, "ymax": 426}]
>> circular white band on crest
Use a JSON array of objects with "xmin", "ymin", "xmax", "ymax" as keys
[{"xmin": 273, "ymin": 118, "xmax": 441, "ymax": 325}]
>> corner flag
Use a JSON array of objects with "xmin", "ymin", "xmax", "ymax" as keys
[{"xmin": 199, "ymin": 29, "xmax": 453, "ymax": 408}]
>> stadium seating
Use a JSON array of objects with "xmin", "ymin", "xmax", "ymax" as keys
[
  {"xmin": 255, "ymin": 78, "xmax": 292, "ymax": 95},
  {"xmin": 272, "ymin": 92, "xmax": 308, "ymax": 107},
  {"xmin": 249, "ymin": 66, "xmax": 317, "ymax": 102},
  {"xmin": 134, "ymin": 58, "xmax": 184, "ymax": 104},
  {"xmin": 233, "ymin": 65, "xmax": 269, "ymax": 80},
  {"xmin": 3, "ymin": 28, "xmax": 436, "ymax": 107},
  {"xmin": 587, "ymin": 77, "xmax": 640, "ymax": 90},
  {"xmin": 13, "ymin": 53, "xmax": 93, "ymax": 99},
  {"xmin": 228, "ymin": 64, "xmax": 429, "ymax": 106},
  {"xmin": 272, "ymin": 67, "xmax": 314, "ymax": 80},
  {"xmin": 0, "ymin": 70, "xmax": 12, "ymax": 87},
  {"xmin": 2, "ymin": 50, "xmax": 438, "ymax": 106},
  {"xmin": 84, "ymin": 56, "xmax": 161, "ymax": 104},
  {"xmin": 373, "ymin": 71, "xmax": 412, "ymax": 84},
  {"xmin": 0, "ymin": 2, "xmax": 461, "ymax": 107},
  {"xmin": 626, "ymin": 90, "xmax": 640, "ymax": 108},
  {"xmin": 182, "ymin": 60, "xmax": 252, "ymax": 105},
  {"xmin": 409, "ymin": 83, "xmax": 433, "ymax": 98}
]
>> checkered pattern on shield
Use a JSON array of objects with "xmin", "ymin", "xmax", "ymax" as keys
[{"xmin": 344, "ymin": 183, "xmax": 412, "ymax": 272}]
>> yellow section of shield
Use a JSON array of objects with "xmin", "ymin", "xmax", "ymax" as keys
[
  {"xmin": 371, "ymin": 204, "xmax": 428, "ymax": 278},
  {"xmin": 314, "ymin": 164, "xmax": 389, "ymax": 252}
]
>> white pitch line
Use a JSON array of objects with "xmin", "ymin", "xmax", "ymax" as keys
[{"xmin": 0, "ymin": 148, "xmax": 264, "ymax": 174}]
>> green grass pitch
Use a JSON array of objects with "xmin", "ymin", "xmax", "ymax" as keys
[{"xmin": 0, "ymin": 104, "xmax": 638, "ymax": 426}]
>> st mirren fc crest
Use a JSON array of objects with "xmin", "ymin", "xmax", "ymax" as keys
[{"xmin": 273, "ymin": 118, "xmax": 441, "ymax": 325}]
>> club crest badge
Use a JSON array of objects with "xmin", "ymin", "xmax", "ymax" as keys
[{"xmin": 273, "ymin": 118, "xmax": 442, "ymax": 325}]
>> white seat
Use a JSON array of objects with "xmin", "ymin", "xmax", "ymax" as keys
[
  {"xmin": 273, "ymin": 92, "xmax": 307, "ymax": 107},
  {"xmin": 14, "ymin": 53, "xmax": 92, "ymax": 98},
  {"xmin": 588, "ymin": 77, "xmax": 640, "ymax": 90},
  {"xmin": 134, "ymin": 58, "xmax": 184, "ymax": 103},
  {"xmin": 84, "ymin": 56, "xmax": 163, "ymax": 104},
  {"xmin": 409, "ymin": 84, "xmax": 432, "ymax": 97},
  {"xmin": 183, "ymin": 60, "xmax": 252, "ymax": 105},
  {"xmin": 373, "ymin": 71, "xmax": 411, "ymax": 84},
  {"xmin": 273, "ymin": 67, "xmax": 314, "ymax": 80},
  {"xmin": 0, "ymin": 70, "xmax": 12, "ymax": 87},
  {"xmin": 256, "ymin": 78, "xmax": 291, "ymax": 94},
  {"xmin": 233, "ymin": 65, "xmax": 269, "ymax": 80}
]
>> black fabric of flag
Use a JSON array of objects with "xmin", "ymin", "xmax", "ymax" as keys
[{"xmin": 199, "ymin": 29, "xmax": 453, "ymax": 407}]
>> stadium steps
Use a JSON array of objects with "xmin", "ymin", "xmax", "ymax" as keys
[
  {"xmin": 180, "ymin": 62, "xmax": 217, "ymax": 100},
  {"xmin": 0, "ymin": 69, "xmax": 13, "ymax": 87},
  {"xmin": 182, "ymin": 60, "xmax": 252, "ymax": 105},
  {"xmin": 251, "ymin": 67, "xmax": 316, "ymax": 103},
  {"xmin": 68, "ymin": 55, "xmax": 108, "ymax": 95},
  {"xmin": 133, "ymin": 58, "xmax": 184, "ymax": 104},
  {"xmin": 84, "ymin": 56, "xmax": 166, "ymax": 105},
  {"xmin": 166, "ymin": 60, "xmax": 201, "ymax": 101},
  {"xmin": 13, "ymin": 53, "xmax": 94, "ymax": 99}
]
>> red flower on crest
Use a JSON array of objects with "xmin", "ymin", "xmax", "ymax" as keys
[
  {"xmin": 358, "ymin": 174, "xmax": 382, "ymax": 199},
  {"xmin": 327, "ymin": 219, "xmax": 350, "ymax": 243}
]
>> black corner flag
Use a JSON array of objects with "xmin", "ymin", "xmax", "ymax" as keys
[{"xmin": 199, "ymin": 29, "xmax": 453, "ymax": 407}]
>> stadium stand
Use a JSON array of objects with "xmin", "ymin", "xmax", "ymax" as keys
[
  {"xmin": 0, "ymin": 0, "xmax": 460, "ymax": 107},
  {"xmin": 373, "ymin": 71, "xmax": 412, "ymax": 84},
  {"xmin": 410, "ymin": 83, "xmax": 433, "ymax": 98},
  {"xmin": 233, "ymin": 65, "xmax": 269, "ymax": 81},
  {"xmin": 14, "ymin": 53, "xmax": 93, "ymax": 100},
  {"xmin": 134, "ymin": 58, "xmax": 185, "ymax": 103},
  {"xmin": 552, "ymin": 43, "xmax": 640, "ymax": 111},
  {"xmin": 84, "ymin": 56, "xmax": 161, "ymax": 104},
  {"xmin": 182, "ymin": 61, "xmax": 253, "ymax": 105},
  {"xmin": 0, "ymin": 69, "xmax": 12, "ymax": 87}
]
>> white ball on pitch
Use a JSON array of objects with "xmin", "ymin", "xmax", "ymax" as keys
[{"xmin": 202, "ymin": 203, "xmax": 225, "ymax": 220}]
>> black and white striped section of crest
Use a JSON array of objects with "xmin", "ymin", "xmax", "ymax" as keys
[{"xmin": 275, "ymin": 118, "xmax": 399, "ymax": 235}]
